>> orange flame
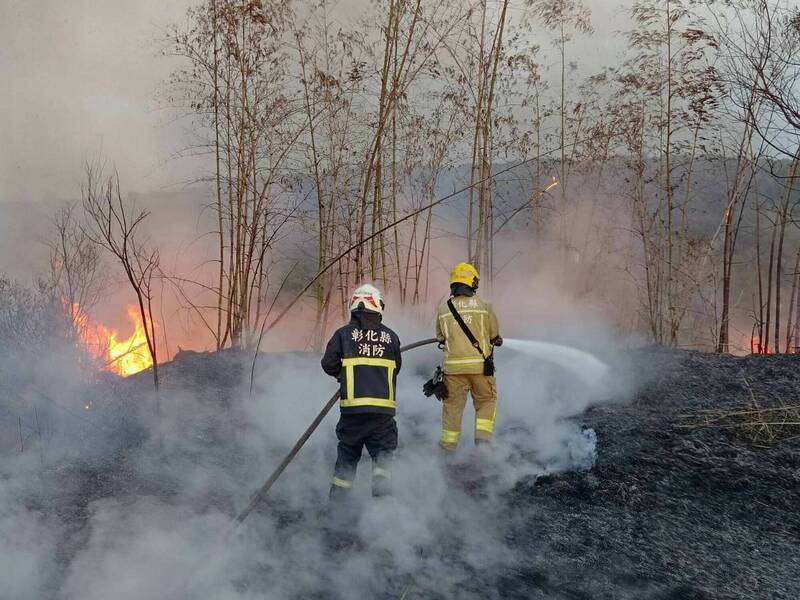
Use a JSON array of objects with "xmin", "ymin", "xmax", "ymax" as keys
[
  {"xmin": 76, "ymin": 305, "xmax": 153, "ymax": 376},
  {"xmin": 750, "ymin": 335, "xmax": 770, "ymax": 355}
]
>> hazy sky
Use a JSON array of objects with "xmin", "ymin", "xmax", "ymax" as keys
[
  {"xmin": 1, "ymin": 0, "xmax": 628, "ymax": 205},
  {"xmin": 1, "ymin": 0, "xmax": 195, "ymax": 203}
]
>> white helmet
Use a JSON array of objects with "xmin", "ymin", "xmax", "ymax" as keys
[{"xmin": 349, "ymin": 283, "xmax": 384, "ymax": 315}]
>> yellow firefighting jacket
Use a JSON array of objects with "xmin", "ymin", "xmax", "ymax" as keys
[{"xmin": 435, "ymin": 294, "xmax": 499, "ymax": 375}]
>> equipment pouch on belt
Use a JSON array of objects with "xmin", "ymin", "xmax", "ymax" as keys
[
  {"xmin": 482, "ymin": 355, "xmax": 495, "ymax": 377},
  {"xmin": 446, "ymin": 299, "xmax": 495, "ymax": 376}
]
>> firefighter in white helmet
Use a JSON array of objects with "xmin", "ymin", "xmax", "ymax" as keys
[
  {"xmin": 435, "ymin": 263, "xmax": 502, "ymax": 451},
  {"xmin": 321, "ymin": 284, "xmax": 402, "ymax": 499}
]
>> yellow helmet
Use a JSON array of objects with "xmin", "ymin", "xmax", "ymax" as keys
[{"xmin": 450, "ymin": 262, "xmax": 480, "ymax": 288}]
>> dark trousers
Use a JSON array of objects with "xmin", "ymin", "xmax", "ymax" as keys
[{"xmin": 330, "ymin": 413, "xmax": 397, "ymax": 498}]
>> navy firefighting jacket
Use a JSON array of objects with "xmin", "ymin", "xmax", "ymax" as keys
[{"xmin": 321, "ymin": 311, "xmax": 402, "ymax": 416}]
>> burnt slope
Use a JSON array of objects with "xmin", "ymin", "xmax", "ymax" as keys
[
  {"xmin": 6, "ymin": 347, "xmax": 800, "ymax": 599},
  {"xmin": 498, "ymin": 348, "xmax": 800, "ymax": 600}
]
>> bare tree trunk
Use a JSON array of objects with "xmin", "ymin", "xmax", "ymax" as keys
[
  {"xmin": 764, "ymin": 215, "xmax": 776, "ymax": 354},
  {"xmin": 795, "ymin": 257, "xmax": 800, "ymax": 353},
  {"xmin": 785, "ymin": 247, "xmax": 800, "ymax": 353},
  {"xmin": 560, "ymin": 18, "xmax": 566, "ymax": 210},
  {"xmin": 773, "ymin": 151, "xmax": 799, "ymax": 353},
  {"xmin": 468, "ymin": 0, "xmax": 488, "ymax": 263},
  {"xmin": 370, "ymin": 0, "xmax": 397, "ymax": 282},
  {"xmin": 717, "ymin": 122, "xmax": 757, "ymax": 352},
  {"xmin": 354, "ymin": 0, "xmax": 422, "ymax": 281},
  {"xmin": 755, "ymin": 196, "xmax": 765, "ymax": 353},
  {"xmin": 665, "ymin": 0, "xmax": 676, "ymax": 346},
  {"xmin": 212, "ymin": 0, "xmax": 226, "ymax": 351},
  {"xmin": 474, "ymin": 0, "xmax": 509, "ymax": 281},
  {"xmin": 82, "ymin": 168, "xmax": 160, "ymax": 391},
  {"xmin": 719, "ymin": 202, "xmax": 734, "ymax": 353}
]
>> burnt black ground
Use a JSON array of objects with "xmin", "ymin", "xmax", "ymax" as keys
[
  {"xmin": 8, "ymin": 346, "xmax": 800, "ymax": 599},
  {"xmin": 493, "ymin": 348, "xmax": 800, "ymax": 600}
]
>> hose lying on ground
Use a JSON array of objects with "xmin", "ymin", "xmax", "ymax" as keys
[{"xmin": 235, "ymin": 337, "xmax": 438, "ymax": 525}]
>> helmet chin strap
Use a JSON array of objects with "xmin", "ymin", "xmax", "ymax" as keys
[{"xmin": 353, "ymin": 302, "xmax": 383, "ymax": 315}]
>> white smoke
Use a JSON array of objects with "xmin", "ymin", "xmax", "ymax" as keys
[{"xmin": 0, "ymin": 268, "xmax": 639, "ymax": 599}]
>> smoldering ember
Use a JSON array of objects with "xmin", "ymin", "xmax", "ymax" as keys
[{"xmin": 2, "ymin": 1, "xmax": 800, "ymax": 599}]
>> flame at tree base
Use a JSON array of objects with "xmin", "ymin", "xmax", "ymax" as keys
[
  {"xmin": 76, "ymin": 305, "xmax": 154, "ymax": 376},
  {"xmin": 749, "ymin": 335, "xmax": 772, "ymax": 355}
]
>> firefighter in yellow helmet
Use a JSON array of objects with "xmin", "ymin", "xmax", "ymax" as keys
[
  {"xmin": 321, "ymin": 284, "xmax": 402, "ymax": 500},
  {"xmin": 435, "ymin": 263, "xmax": 502, "ymax": 450}
]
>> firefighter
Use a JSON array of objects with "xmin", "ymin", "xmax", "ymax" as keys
[
  {"xmin": 435, "ymin": 262, "xmax": 502, "ymax": 451},
  {"xmin": 321, "ymin": 284, "xmax": 402, "ymax": 500}
]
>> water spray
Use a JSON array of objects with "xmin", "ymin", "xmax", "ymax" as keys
[{"xmin": 503, "ymin": 338, "xmax": 609, "ymax": 387}]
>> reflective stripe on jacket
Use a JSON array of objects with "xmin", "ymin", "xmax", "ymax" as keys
[
  {"xmin": 321, "ymin": 313, "xmax": 402, "ymax": 415},
  {"xmin": 435, "ymin": 294, "xmax": 499, "ymax": 375}
]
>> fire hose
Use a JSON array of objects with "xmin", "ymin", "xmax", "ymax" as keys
[
  {"xmin": 234, "ymin": 337, "xmax": 438, "ymax": 525},
  {"xmin": 175, "ymin": 338, "xmax": 438, "ymax": 597}
]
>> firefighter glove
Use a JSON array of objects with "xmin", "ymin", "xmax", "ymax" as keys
[{"xmin": 422, "ymin": 366, "xmax": 448, "ymax": 401}]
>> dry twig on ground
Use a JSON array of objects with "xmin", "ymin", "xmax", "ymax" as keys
[{"xmin": 677, "ymin": 378, "xmax": 800, "ymax": 445}]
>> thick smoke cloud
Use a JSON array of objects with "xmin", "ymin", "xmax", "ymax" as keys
[
  {"xmin": 1, "ymin": 3, "xmax": 640, "ymax": 595},
  {"xmin": 0, "ymin": 454, "xmax": 64, "ymax": 599},
  {"xmin": 0, "ymin": 276, "xmax": 637, "ymax": 598},
  {"xmin": 0, "ymin": 0, "xmax": 194, "ymax": 203}
]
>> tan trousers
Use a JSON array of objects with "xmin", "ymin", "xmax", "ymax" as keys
[{"xmin": 440, "ymin": 373, "xmax": 497, "ymax": 449}]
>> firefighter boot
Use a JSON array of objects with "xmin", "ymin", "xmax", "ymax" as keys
[
  {"xmin": 329, "ymin": 478, "xmax": 353, "ymax": 503},
  {"xmin": 372, "ymin": 466, "xmax": 392, "ymax": 497}
]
